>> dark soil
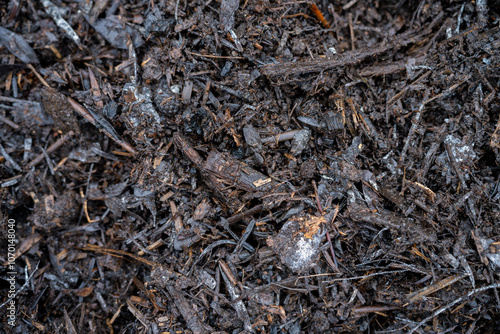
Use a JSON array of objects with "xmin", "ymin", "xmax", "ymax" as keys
[{"xmin": 1, "ymin": 0, "xmax": 500, "ymax": 333}]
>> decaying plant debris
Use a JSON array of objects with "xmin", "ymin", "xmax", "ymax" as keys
[{"xmin": 1, "ymin": 0, "xmax": 500, "ymax": 333}]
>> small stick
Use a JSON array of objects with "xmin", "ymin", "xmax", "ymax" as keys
[
  {"xmin": 326, "ymin": 270, "xmax": 409, "ymax": 285},
  {"xmin": 219, "ymin": 259, "xmax": 238, "ymax": 287},
  {"xmin": 309, "ymin": 3, "xmax": 330, "ymax": 28},
  {"xmin": 201, "ymin": 80, "xmax": 211, "ymax": 106},
  {"xmin": 1, "ymin": 174, "xmax": 22, "ymax": 187},
  {"xmin": 407, "ymin": 273, "xmax": 467, "ymax": 304},
  {"xmin": 387, "ymin": 70, "xmax": 432, "ymax": 107},
  {"xmin": 327, "ymin": 204, "xmax": 340, "ymax": 272},
  {"xmin": 420, "ymin": 75, "xmax": 471, "ymax": 108},
  {"xmin": 87, "ymin": 67, "xmax": 104, "ymax": 108},
  {"xmin": 27, "ymin": 64, "xmax": 50, "ymax": 88},
  {"xmin": 186, "ymin": 51, "xmax": 244, "ymax": 59},
  {"xmin": 41, "ymin": 147, "xmax": 55, "ymax": 175},
  {"xmin": 261, "ymin": 129, "xmax": 301, "ymax": 144},
  {"xmin": 352, "ymin": 305, "xmax": 399, "ymax": 314},
  {"xmin": 342, "ymin": 0, "xmax": 358, "ymax": 10},
  {"xmin": 219, "ymin": 259, "xmax": 252, "ymax": 332},
  {"xmin": 312, "ymin": 180, "xmax": 323, "ymax": 214},
  {"xmin": 81, "ymin": 244, "xmax": 157, "ymax": 267},
  {"xmin": 0, "ymin": 114, "xmax": 20, "ymax": 129},
  {"xmin": 226, "ymin": 204, "xmax": 265, "ymax": 224},
  {"xmin": 26, "ymin": 131, "xmax": 74, "ymax": 168},
  {"xmin": 348, "ymin": 13, "xmax": 355, "ymax": 50},
  {"xmin": 0, "ymin": 144, "xmax": 22, "ymax": 171},
  {"xmin": 0, "ymin": 96, "xmax": 38, "ymax": 104},
  {"xmin": 67, "ymin": 97, "xmax": 137, "ymax": 155},
  {"xmin": 137, "ymin": 240, "xmax": 164, "ymax": 256},
  {"xmin": 408, "ymin": 283, "xmax": 500, "ymax": 333},
  {"xmin": 23, "ymin": 137, "xmax": 32, "ymax": 161},
  {"xmin": 67, "ymin": 97, "xmax": 95, "ymax": 124}
]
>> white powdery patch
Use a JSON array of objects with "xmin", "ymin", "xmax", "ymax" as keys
[
  {"xmin": 444, "ymin": 134, "xmax": 476, "ymax": 164},
  {"xmin": 268, "ymin": 217, "xmax": 325, "ymax": 272},
  {"xmin": 284, "ymin": 237, "xmax": 317, "ymax": 272}
]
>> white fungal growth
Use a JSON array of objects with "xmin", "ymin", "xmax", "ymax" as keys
[
  {"xmin": 444, "ymin": 134, "xmax": 476, "ymax": 164},
  {"xmin": 268, "ymin": 217, "xmax": 325, "ymax": 272},
  {"xmin": 284, "ymin": 237, "xmax": 317, "ymax": 272}
]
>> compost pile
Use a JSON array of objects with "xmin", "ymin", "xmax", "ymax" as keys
[{"xmin": 1, "ymin": 0, "xmax": 500, "ymax": 333}]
